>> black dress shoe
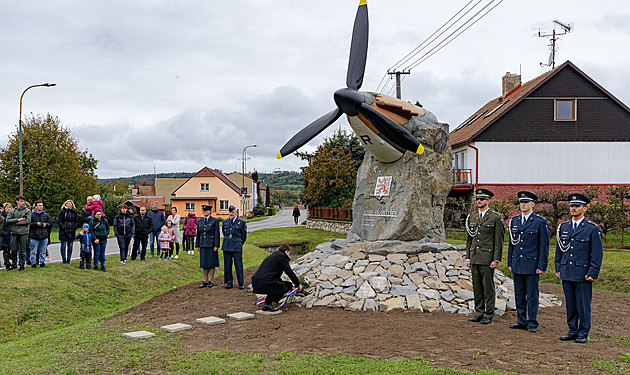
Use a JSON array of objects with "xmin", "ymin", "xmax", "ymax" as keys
[
  {"xmin": 239, "ymin": 285, "xmax": 245, "ymax": 289},
  {"xmin": 207, "ymin": 281, "xmax": 214, "ymax": 288},
  {"xmin": 575, "ymin": 337, "xmax": 588, "ymax": 343},
  {"xmin": 224, "ymin": 284, "xmax": 233, "ymax": 289},
  {"xmin": 32, "ymin": 264, "xmax": 37, "ymax": 269},
  {"xmin": 560, "ymin": 334, "xmax": 578, "ymax": 341},
  {"xmin": 510, "ymin": 323, "xmax": 527, "ymax": 330},
  {"xmin": 261, "ymin": 303, "xmax": 278, "ymax": 311},
  {"xmin": 199, "ymin": 282, "xmax": 208, "ymax": 288},
  {"xmin": 527, "ymin": 326, "xmax": 537, "ymax": 333},
  {"xmin": 39, "ymin": 264, "xmax": 46, "ymax": 268},
  {"xmin": 468, "ymin": 316, "xmax": 483, "ymax": 322},
  {"xmin": 18, "ymin": 266, "xmax": 25, "ymax": 271},
  {"xmin": 480, "ymin": 317, "xmax": 493, "ymax": 325}
]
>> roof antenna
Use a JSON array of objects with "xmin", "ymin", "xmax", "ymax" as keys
[{"xmin": 538, "ymin": 20, "xmax": 573, "ymax": 69}]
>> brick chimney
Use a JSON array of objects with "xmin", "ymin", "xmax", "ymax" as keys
[{"xmin": 502, "ymin": 72, "xmax": 521, "ymax": 97}]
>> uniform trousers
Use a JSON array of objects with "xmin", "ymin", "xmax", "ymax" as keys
[
  {"xmin": 223, "ymin": 251, "xmax": 244, "ymax": 286},
  {"xmin": 471, "ymin": 264, "xmax": 496, "ymax": 318},
  {"xmin": 562, "ymin": 280, "xmax": 593, "ymax": 338},
  {"xmin": 513, "ymin": 273, "xmax": 540, "ymax": 328},
  {"xmin": 10, "ymin": 234, "xmax": 29, "ymax": 267}
]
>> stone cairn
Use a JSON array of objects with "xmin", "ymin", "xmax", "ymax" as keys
[{"xmin": 288, "ymin": 238, "xmax": 561, "ymax": 313}]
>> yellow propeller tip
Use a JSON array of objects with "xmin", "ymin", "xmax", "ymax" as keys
[
  {"xmin": 416, "ymin": 144, "xmax": 424, "ymax": 155},
  {"xmin": 359, "ymin": 0, "xmax": 367, "ymax": 5},
  {"xmin": 276, "ymin": 151, "xmax": 283, "ymax": 159}
]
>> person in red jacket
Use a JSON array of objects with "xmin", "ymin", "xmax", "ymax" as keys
[{"xmin": 182, "ymin": 208, "xmax": 198, "ymax": 254}]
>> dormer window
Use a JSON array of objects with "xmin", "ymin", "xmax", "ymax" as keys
[{"xmin": 555, "ymin": 99, "xmax": 576, "ymax": 121}]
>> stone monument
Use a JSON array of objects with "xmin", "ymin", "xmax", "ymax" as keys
[{"xmin": 349, "ymin": 106, "xmax": 452, "ymax": 242}]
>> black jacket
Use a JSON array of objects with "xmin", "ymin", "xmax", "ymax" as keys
[
  {"xmin": 0, "ymin": 212, "xmax": 8, "ymax": 248},
  {"xmin": 252, "ymin": 250, "xmax": 300, "ymax": 294},
  {"xmin": 30, "ymin": 210, "xmax": 53, "ymax": 240},
  {"xmin": 56, "ymin": 207, "xmax": 78, "ymax": 242},
  {"xmin": 133, "ymin": 214, "xmax": 153, "ymax": 239},
  {"xmin": 113, "ymin": 212, "xmax": 135, "ymax": 236},
  {"xmin": 80, "ymin": 208, "xmax": 92, "ymax": 224}
]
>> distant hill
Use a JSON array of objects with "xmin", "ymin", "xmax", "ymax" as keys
[
  {"xmin": 98, "ymin": 172, "xmax": 194, "ymax": 185},
  {"xmin": 258, "ymin": 171, "xmax": 302, "ymax": 192}
]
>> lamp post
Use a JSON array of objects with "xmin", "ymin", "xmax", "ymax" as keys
[
  {"xmin": 241, "ymin": 144, "xmax": 257, "ymax": 216},
  {"xmin": 19, "ymin": 82, "xmax": 56, "ymax": 196}
]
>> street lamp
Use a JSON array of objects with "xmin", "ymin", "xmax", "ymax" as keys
[
  {"xmin": 241, "ymin": 144, "xmax": 257, "ymax": 216},
  {"xmin": 19, "ymin": 82, "xmax": 57, "ymax": 195}
]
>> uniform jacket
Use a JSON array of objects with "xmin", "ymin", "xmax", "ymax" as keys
[
  {"xmin": 466, "ymin": 209, "xmax": 505, "ymax": 265},
  {"xmin": 196, "ymin": 216, "xmax": 220, "ymax": 248},
  {"xmin": 507, "ymin": 213, "xmax": 550, "ymax": 274},
  {"xmin": 222, "ymin": 216, "xmax": 247, "ymax": 252},
  {"xmin": 75, "ymin": 231, "xmax": 93, "ymax": 252},
  {"xmin": 56, "ymin": 207, "xmax": 78, "ymax": 242},
  {"xmin": 133, "ymin": 214, "xmax": 153, "ymax": 239},
  {"xmin": 147, "ymin": 209, "xmax": 165, "ymax": 232},
  {"xmin": 89, "ymin": 217, "xmax": 110, "ymax": 241},
  {"xmin": 113, "ymin": 212, "xmax": 135, "ymax": 236},
  {"xmin": 252, "ymin": 249, "xmax": 300, "ymax": 294},
  {"xmin": 0, "ymin": 212, "xmax": 10, "ymax": 247},
  {"xmin": 6, "ymin": 206, "xmax": 31, "ymax": 235},
  {"xmin": 554, "ymin": 219, "xmax": 603, "ymax": 282},
  {"xmin": 30, "ymin": 210, "xmax": 53, "ymax": 240},
  {"xmin": 182, "ymin": 214, "xmax": 198, "ymax": 236}
]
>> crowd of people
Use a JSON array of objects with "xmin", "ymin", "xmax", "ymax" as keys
[{"xmin": 0, "ymin": 195, "xmax": 200, "ymax": 272}]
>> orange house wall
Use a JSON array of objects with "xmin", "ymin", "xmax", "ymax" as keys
[{"xmin": 171, "ymin": 176, "xmax": 241, "ymax": 219}]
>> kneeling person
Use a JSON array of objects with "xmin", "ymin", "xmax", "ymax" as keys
[{"xmin": 252, "ymin": 243, "xmax": 302, "ymax": 311}]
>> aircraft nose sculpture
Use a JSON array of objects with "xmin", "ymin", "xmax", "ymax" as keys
[{"xmin": 277, "ymin": 0, "xmax": 425, "ymax": 162}]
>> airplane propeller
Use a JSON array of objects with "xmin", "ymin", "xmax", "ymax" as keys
[{"xmin": 277, "ymin": 0, "xmax": 423, "ymax": 159}]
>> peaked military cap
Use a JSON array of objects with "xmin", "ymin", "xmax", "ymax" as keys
[
  {"xmin": 201, "ymin": 204, "xmax": 213, "ymax": 211},
  {"xmin": 475, "ymin": 188, "xmax": 494, "ymax": 199},
  {"xmin": 228, "ymin": 205, "xmax": 236, "ymax": 212},
  {"xmin": 568, "ymin": 193, "xmax": 590, "ymax": 206},
  {"xmin": 517, "ymin": 191, "xmax": 538, "ymax": 202}
]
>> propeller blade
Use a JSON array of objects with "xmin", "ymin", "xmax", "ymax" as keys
[
  {"xmin": 358, "ymin": 103, "xmax": 424, "ymax": 155},
  {"xmin": 277, "ymin": 108, "xmax": 343, "ymax": 159},
  {"xmin": 346, "ymin": 0, "xmax": 369, "ymax": 90}
]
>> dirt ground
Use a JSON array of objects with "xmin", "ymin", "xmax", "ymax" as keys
[{"xmin": 105, "ymin": 266, "xmax": 630, "ymax": 374}]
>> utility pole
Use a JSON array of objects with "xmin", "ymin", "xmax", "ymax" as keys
[{"xmin": 387, "ymin": 70, "xmax": 410, "ymax": 99}]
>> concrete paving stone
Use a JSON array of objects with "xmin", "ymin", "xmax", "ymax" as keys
[
  {"xmin": 160, "ymin": 323, "xmax": 193, "ymax": 333},
  {"xmin": 256, "ymin": 310, "xmax": 283, "ymax": 315},
  {"xmin": 123, "ymin": 331, "xmax": 156, "ymax": 339},
  {"xmin": 227, "ymin": 312, "xmax": 255, "ymax": 321},
  {"xmin": 196, "ymin": 316, "xmax": 227, "ymax": 325}
]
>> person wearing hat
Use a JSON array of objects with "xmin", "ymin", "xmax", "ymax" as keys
[
  {"xmin": 222, "ymin": 205, "xmax": 247, "ymax": 289},
  {"xmin": 196, "ymin": 204, "xmax": 220, "ymax": 288},
  {"xmin": 465, "ymin": 188, "xmax": 505, "ymax": 324},
  {"xmin": 555, "ymin": 193, "xmax": 603, "ymax": 343},
  {"xmin": 75, "ymin": 223, "xmax": 93, "ymax": 269},
  {"xmin": 507, "ymin": 191, "xmax": 550, "ymax": 333}
]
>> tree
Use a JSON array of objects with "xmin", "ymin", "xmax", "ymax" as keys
[
  {"xmin": 295, "ymin": 129, "xmax": 365, "ymax": 170},
  {"xmin": 265, "ymin": 183, "xmax": 271, "ymax": 207},
  {"xmin": 300, "ymin": 145, "xmax": 357, "ymax": 208},
  {"xmin": 491, "ymin": 199, "xmax": 515, "ymax": 228},
  {"xmin": 0, "ymin": 113, "xmax": 98, "ymax": 216},
  {"xmin": 535, "ymin": 189, "xmax": 570, "ymax": 233}
]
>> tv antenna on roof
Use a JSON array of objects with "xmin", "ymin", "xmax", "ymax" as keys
[{"xmin": 538, "ymin": 19, "xmax": 573, "ymax": 69}]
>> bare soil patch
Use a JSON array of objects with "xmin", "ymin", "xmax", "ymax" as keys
[{"xmin": 104, "ymin": 266, "xmax": 630, "ymax": 374}]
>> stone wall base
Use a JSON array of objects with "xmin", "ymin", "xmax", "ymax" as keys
[{"xmin": 306, "ymin": 219, "xmax": 352, "ymax": 234}]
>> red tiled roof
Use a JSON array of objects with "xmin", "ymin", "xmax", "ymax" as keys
[{"xmin": 173, "ymin": 167, "xmax": 242, "ymax": 196}]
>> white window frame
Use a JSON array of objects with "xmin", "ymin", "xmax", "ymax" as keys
[
  {"xmin": 555, "ymin": 99, "xmax": 577, "ymax": 121},
  {"xmin": 200, "ymin": 183, "xmax": 209, "ymax": 191},
  {"xmin": 185, "ymin": 202, "xmax": 195, "ymax": 211},
  {"xmin": 219, "ymin": 200, "xmax": 229, "ymax": 210}
]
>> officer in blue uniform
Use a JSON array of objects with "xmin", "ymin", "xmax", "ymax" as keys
[
  {"xmin": 555, "ymin": 193, "xmax": 603, "ymax": 343},
  {"xmin": 196, "ymin": 205, "xmax": 220, "ymax": 288},
  {"xmin": 507, "ymin": 191, "xmax": 550, "ymax": 333},
  {"xmin": 222, "ymin": 205, "xmax": 247, "ymax": 289}
]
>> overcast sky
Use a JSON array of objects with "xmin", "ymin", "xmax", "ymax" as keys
[{"xmin": 2, "ymin": 1, "xmax": 629, "ymax": 178}]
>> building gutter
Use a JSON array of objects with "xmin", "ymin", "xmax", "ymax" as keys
[{"xmin": 467, "ymin": 140, "xmax": 479, "ymax": 189}]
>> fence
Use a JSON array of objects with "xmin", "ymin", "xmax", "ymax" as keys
[{"xmin": 309, "ymin": 207, "xmax": 353, "ymax": 222}]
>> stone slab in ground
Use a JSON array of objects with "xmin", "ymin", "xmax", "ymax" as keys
[
  {"xmin": 160, "ymin": 323, "xmax": 193, "ymax": 333},
  {"xmin": 256, "ymin": 310, "xmax": 282, "ymax": 315},
  {"xmin": 227, "ymin": 312, "xmax": 255, "ymax": 321},
  {"xmin": 122, "ymin": 331, "xmax": 156, "ymax": 339},
  {"xmin": 196, "ymin": 316, "xmax": 226, "ymax": 325}
]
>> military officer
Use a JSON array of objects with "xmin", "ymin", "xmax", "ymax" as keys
[
  {"xmin": 555, "ymin": 193, "xmax": 603, "ymax": 343},
  {"xmin": 465, "ymin": 188, "xmax": 505, "ymax": 324},
  {"xmin": 507, "ymin": 191, "xmax": 550, "ymax": 333},
  {"xmin": 222, "ymin": 205, "xmax": 247, "ymax": 289},
  {"xmin": 196, "ymin": 205, "xmax": 220, "ymax": 288}
]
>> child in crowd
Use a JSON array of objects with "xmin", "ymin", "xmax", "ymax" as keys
[
  {"xmin": 84, "ymin": 194, "xmax": 104, "ymax": 219},
  {"xmin": 165, "ymin": 220, "xmax": 176, "ymax": 260},
  {"xmin": 75, "ymin": 223, "xmax": 93, "ymax": 269},
  {"xmin": 158, "ymin": 226, "xmax": 172, "ymax": 261}
]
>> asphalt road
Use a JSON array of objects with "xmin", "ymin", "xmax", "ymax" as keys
[{"xmin": 43, "ymin": 208, "xmax": 308, "ymax": 264}]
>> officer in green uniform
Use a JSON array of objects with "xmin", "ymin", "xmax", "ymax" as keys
[{"xmin": 465, "ymin": 188, "xmax": 505, "ymax": 324}]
